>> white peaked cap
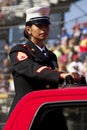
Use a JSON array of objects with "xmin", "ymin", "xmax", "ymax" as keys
[{"xmin": 26, "ymin": 6, "xmax": 51, "ymax": 24}]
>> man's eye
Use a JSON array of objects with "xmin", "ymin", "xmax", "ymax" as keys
[{"xmin": 35, "ymin": 24, "xmax": 49, "ymax": 28}]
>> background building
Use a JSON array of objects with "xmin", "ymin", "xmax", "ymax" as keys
[{"xmin": 0, "ymin": 0, "xmax": 77, "ymax": 44}]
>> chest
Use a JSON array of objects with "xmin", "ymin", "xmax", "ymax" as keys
[{"xmin": 25, "ymin": 45, "xmax": 58, "ymax": 69}]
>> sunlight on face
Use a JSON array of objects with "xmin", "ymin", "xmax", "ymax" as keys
[{"xmin": 29, "ymin": 24, "xmax": 50, "ymax": 41}]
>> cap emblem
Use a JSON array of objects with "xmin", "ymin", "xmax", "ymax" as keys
[{"xmin": 41, "ymin": 10, "xmax": 47, "ymax": 16}]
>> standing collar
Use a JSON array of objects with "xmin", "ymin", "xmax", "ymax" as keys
[{"xmin": 35, "ymin": 44, "xmax": 46, "ymax": 52}]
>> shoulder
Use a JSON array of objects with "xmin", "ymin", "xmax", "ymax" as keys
[
  {"xmin": 10, "ymin": 43, "xmax": 29, "ymax": 54},
  {"xmin": 48, "ymin": 50, "xmax": 57, "ymax": 59},
  {"xmin": 9, "ymin": 43, "xmax": 29, "ymax": 63},
  {"xmin": 10, "ymin": 44, "xmax": 25, "ymax": 52}
]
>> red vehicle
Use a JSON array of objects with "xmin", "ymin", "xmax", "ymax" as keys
[{"xmin": 4, "ymin": 77, "xmax": 87, "ymax": 130}]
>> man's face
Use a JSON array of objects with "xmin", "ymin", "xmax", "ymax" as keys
[{"xmin": 26, "ymin": 24, "xmax": 50, "ymax": 41}]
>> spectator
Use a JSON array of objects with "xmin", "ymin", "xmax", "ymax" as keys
[
  {"xmin": 8, "ymin": 74, "xmax": 15, "ymax": 93},
  {"xmin": 58, "ymin": 27, "xmax": 70, "ymax": 46},
  {"xmin": 71, "ymin": 22, "xmax": 81, "ymax": 45},
  {"xmin": 81, "ymin": 21, "xmax": 87, "ymax": 39},
  {"xmin": 79, "ymin": 30, "xmax": 87, "ymax": 62},
  {"xmin": 4, "ymin": 42, "xmax": 10, "ymax": 59},
  {"xmin": 0, "ymin": 9, "xmax": 4, "ymax": 22},
  {"xmin": 0, "ymin": 74, "xmax": 9, "ymax": 93},
  {"xmin": 52, "ymin": 44, "xmax": 62, "ymax": 61},
  {"xmin": 2, "ymin": 58, "xmax": 11, "ymax": 75},
  {"xmin": 67, "ymin": 53, "xmax": 83, "ymax": 75},
  {"xmin": 82, "ymin": 56, "xmax": 87, "ymax": 82}
]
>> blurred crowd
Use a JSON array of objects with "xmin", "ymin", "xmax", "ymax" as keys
[
  {"xmin": 0, "ymin": 42, "xmax": 14, "ymax": 94},
  {"xmin": 0, "ymin": 0, "xmax": 22, "ymax": 23},
  {"xmin": 0, "ymin": 0, "xmax": 21, "ymax": 7},
  {"xmin": 47, "ymin": 21, "xmax": 87, "ymax": 82}
]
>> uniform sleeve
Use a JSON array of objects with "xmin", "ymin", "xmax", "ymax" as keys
[{"xmin": 10, "ymin": 48, "xmax": 61, "ymax": 84}]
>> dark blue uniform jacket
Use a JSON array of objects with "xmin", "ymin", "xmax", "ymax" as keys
[{"xmin": 9, "ymin": 40, "xmax": 62, "ymax": 112}]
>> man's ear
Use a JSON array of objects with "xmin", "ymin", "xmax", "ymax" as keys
[{"xmin": 26, "ymin": 26, "xmax": 31, "ymax": 34}]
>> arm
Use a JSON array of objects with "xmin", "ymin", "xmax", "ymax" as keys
[{"xmin": 10, "ymin": 45, "xmax": 81, "ymax": 85}]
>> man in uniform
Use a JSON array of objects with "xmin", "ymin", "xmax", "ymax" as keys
[{"xmin": 8, "ymin": 6, "xmax": 80, "ymax": 129}]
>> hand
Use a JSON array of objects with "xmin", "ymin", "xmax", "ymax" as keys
[
  {"xmin": 71, "ymin": 72, "xmax": 81, "ymax": 82},
  {"xmin": 60, "ymin": 72, "xmax": 81, "ymax": 82}
]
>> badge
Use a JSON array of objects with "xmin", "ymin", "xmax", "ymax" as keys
[{"xmin": 17, "ymin": 52, "xmax": 28, "ymax": 61}]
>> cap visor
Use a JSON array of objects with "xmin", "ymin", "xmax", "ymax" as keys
[{"xmin": 30, "ymin": 19, "xmax": 50, "ymax": 25}]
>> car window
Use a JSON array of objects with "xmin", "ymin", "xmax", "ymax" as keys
[{"xmin": 30, "ymin": 102, "xmax": 87, "ymax": 130}]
